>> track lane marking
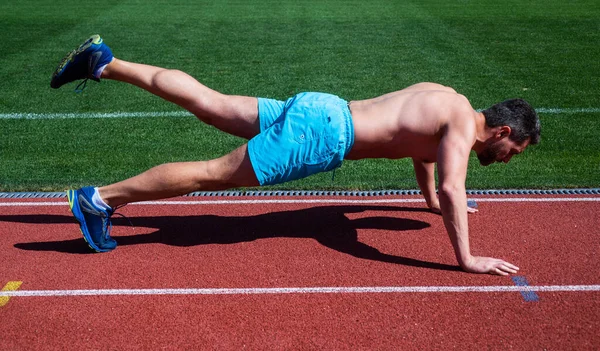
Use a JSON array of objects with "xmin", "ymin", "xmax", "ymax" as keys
[
  {"xmin": 512, "ymin": 276, "xmax": 540, "ymax": 302},
  {"xmin": 1, "ymin": 285, "xmax": 599, "ymax": 297},
  {"xmin": 1, "ymin": 197, "xmax": 600, "ymax": 207},
  {"xmin": 0, "ymin": 281, "xmax": 23, "ymax": 306}
]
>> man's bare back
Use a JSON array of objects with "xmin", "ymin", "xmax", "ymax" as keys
[{"xmin": 347, "ymin": 82, "xmax": 478, "ymax": 162}]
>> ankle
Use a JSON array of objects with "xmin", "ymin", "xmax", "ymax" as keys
[
  {"xmin": 92, "ymin": 187, "xmax": 112, "ymax": 210},
  {"xmin": 99, "ymin": 57, "xmax": 117, "ymax": 79},
  {"xmin": 97, "ymin": 187, "xmax": 123, "ymax": 209}
]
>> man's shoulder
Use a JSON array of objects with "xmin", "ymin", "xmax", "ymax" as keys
[
  {"xmin": 423, "ymin": 91, "xmax": 474, "ymax": 123},
  {"xmin": 440, "ymin": 96, "xmax": 477, "ymax": 142}
]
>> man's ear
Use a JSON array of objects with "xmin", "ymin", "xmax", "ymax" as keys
[{"xmin": 497, "ymin": 126, "xmax": 512, "ymax": 139}]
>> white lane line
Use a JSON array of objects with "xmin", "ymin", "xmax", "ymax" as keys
[
  {"xmin": 2, "ymin": 108, "xmax": 600, "ymax": 119},
  {"xmin": 536, "ymin": 108, "xmax": 600, "ymax": 114},
  {"xmin": 1, "ymin": 197, "xmax": 600, "ymax": 207},
  {"xmin": 471, "ymin": 197, "xmax": 600, "ymax": 202},
  {"xmin": 2, "ymin": 285, "xmax": 599, "ymax": 297}
]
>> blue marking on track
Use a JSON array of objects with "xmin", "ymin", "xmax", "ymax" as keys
[{"xmin": 512, "ymin": 276, "xmax": 540, "ymax": 302}]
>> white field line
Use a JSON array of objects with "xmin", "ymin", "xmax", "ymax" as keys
[
  {"xmin": 1, "ymin": 285, "xmax": 599, "ymax": 297},
  {"xmin": 1, "ymin": 108, "xmax": 600, "ymax": 119},
  {"xmin": 1, "ymin": 197, "xmax": 600, "ymax": 207}
]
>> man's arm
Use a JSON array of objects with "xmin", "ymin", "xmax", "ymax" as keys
[
  {"xmin": 412, "ymin": 159, "xmax": 440, "ymax": 213},
  {"xmin": 412, "ymin": 158, "xmax": 478, "ymax": 214},
  {"xmin": 437, "ymin": 120, "xmax": 518, "ymax": 275}
]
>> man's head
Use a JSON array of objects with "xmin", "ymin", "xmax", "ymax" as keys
[{"xmin": 477, "ymin": 99, "xmax": 541, "ymax": 166}]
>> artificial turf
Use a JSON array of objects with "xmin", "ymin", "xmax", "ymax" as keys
[{"xmin": 1, "ymin": 0, "xmax": 599, "ymax": 191}]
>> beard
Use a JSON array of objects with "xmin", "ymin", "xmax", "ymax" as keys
[{"xmin": 477, "ymin": 141, "xmax": 503, "ymax": 166}]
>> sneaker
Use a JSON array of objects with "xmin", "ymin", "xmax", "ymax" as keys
[
  {"xmin": 67, "ymin": 186, "xmax": 117, "ymax": 252},
  {"xmin": 50, "ymin": 34, "xmax": 113, "ymax": 89}
]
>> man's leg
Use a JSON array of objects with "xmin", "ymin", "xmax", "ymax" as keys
[
  {"xmin": 97, "ymin": 143, "xmax": 259, "ymax": 208},
  {"xmin": 50, "ymin": 35, "xmax": 261, "ymax": 139},
  {"xmin": 66, "ymin": 143, "xmax": 259, "ymax": 252},
  {"xmin": 54, "ymin": 36, "xmax": 265, "ymax": 252},
  {"xmin": 102, "ymin": 58, "xmax": 260, "ymax": 139}
]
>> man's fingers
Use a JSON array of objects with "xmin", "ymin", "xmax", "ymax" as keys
[
  {"xmin": 494, "ymin": 267, "xmax": 509, "ymax": 276},
  {"xmin": 494, "ymin": 261, "xmax": 519, "ymax": 275},
  {"xmin": 502, "ymin": 262, "xmax": 520, "ymax": 271},
  {"xmin": 467, "ymin": 257, "xmax": 520, "ymax": 275},
  {"xmin": 499, "ymin": 264, "xmax": 518, "ymax": 274},
  {"xmin": 433, "ymin": 206, "xmax": 477, "ymax": 214}
]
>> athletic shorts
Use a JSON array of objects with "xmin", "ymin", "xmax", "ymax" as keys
[{"xmin": 247, "ymin": 92, "xmax": 355, "ymax": 186}]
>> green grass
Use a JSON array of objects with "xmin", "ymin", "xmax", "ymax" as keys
[{"xmin": 1, "ymin": 0, "xmax": 599, "ymax": 191}]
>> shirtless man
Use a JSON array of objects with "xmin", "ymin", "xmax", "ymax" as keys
[{"xmin": 52, "ymin": 35, "xmax": 540, "ymax": 275}]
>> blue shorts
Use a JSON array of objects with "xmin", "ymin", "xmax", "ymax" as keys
[{"xmin": 247, "ymin": 92, "xmax": 355, "ymax": 186}]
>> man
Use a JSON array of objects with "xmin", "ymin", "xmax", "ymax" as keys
[{"xmin": 52, "ymin": 35, "xmax": 540, "ymax": 275}]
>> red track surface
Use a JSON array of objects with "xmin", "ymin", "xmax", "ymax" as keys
[{"xmin": 1, "ymin": 195, "xmax": 599, "ymax": 349}]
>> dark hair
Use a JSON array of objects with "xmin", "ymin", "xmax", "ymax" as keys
[{"xmin": 482, "ymin": 99, "xmax": 540, "ymax": 145}]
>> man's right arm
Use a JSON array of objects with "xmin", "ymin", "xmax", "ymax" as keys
[
  {"xmin": 436, "ymin": 127, "xmax": 473, "ymax": 269},
  {"xmin": 436, "ymin": 111, "xmax": 519, "ymax": 275}
]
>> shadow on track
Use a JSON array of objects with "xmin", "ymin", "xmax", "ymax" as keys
[{"xmin": 5, "ymin": 205, "xmax": 460, "ymax": 272}]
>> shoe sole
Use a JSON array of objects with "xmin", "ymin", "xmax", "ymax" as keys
[
  {"xmin": 50, "ymin": 35, "xmax": 102, "ymax": 89},
  {"xmin": 66, "ymin": 189, "xmax": 105, "ymax": 253}
]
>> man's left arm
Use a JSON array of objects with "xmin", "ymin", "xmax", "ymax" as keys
[
  {"xmin": 412, "ymin": 159, "xmax": 440, "ymax": 213},
  {"xmin": 412, "ymin": 158, "xmax": 478, "ymax": 214}
]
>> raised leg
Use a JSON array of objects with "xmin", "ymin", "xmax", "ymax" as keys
[
  {"xmin": 102, "ymin": 58, "xmax": 260, "ymax": 139},
  {"xmin": 98, "ymin": 144, "xmax": 259, "ymax": 208}
]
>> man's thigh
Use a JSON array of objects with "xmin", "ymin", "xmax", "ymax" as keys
[
  {"xmin": 205, "ymin": 144, "xmax": 260, "ymax": 188},
  {"xmin": 210, "ymin": 95, "xmax": 261, "ymax": 140}
]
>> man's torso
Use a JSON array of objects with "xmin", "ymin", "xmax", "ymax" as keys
[{"xmin": 346, "ymin": 83, "xmax": 477, "ymax": 162}]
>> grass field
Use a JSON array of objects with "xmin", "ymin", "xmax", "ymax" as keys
[{"xmin": 1, "ymin": 0, "xmax": 599, "ymax": 192}]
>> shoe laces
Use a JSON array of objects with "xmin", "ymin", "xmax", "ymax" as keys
[
  {"xmin": 102, "ymin": 204, "xmax": 135, "ymax": 240},
  {"xmin": 75, "ymin": 78, "xmax": 89, "ymax": 93}
]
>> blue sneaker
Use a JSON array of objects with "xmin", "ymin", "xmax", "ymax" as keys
[
  {"xmin": 67, "ymin": 186, "xmax": 117, "ymax": 252},
  {"xmin": 50, "ymin": 35, "xmax": 113, "ymax": 90}
]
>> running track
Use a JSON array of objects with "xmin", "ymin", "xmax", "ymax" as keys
[{"xmin": 1, "ymin": 194, "xmax": 599, "ymax": 349}]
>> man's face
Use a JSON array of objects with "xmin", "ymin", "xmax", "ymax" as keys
[{"xmin": 478, "ymin": 137, "xmax": 529, "ymax": 166}]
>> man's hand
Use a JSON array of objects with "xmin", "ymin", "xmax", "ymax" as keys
[
  {"xmin": 467, "ymin": 205, "xmax": 478, "ymax": 214},
  {"xmin": 462, "ymin": 256, "xmax": 519, "ymax": 276},
  {"xmin": 429, "ymin": 201, "xmax": 478, "ymax": 214}
]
